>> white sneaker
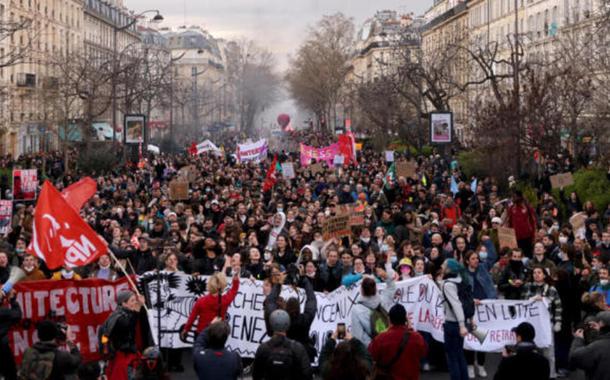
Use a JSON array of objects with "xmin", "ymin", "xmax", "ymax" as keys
[
  {"xmin": 477, "ymin": 365, "xmax": 488, "ymax": 378},
  {"xmin": 468, "ymin": 365, "xmax": 476, "ymax": 379},
  {"xmin": 422, "ymin": 363, "xmax": 431, "ymax": 372}
]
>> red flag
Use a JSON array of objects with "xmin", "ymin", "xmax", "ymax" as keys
[
  {"xmin": 189, "ymin": 142, "xmax": 197, "ymax": 156},
  {"xmin": 338, "ymin": 133, "xmax": 356, "ymax": 165},
  {"xmin": 28, "ymin": 181, "xmax": 108, "ymax": 270},
  {"xmin": 61, "ymin": 177, "xmax": 97, "ymax": 212},
  {"xmin": 263, "ymin": 155, "xmax": 278, "ymax": 192}
]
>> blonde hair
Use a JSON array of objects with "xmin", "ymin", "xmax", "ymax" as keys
[{"xmin": 207, "ymin": 272, "xmax": 227, "ymax": 295}]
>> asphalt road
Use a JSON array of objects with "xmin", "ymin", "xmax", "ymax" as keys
[{"xmin": 171, "ymin": 351, "xmax": 585, "ymax": 379}]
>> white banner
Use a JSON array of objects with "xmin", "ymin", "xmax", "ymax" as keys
[
  {"xmin": 140, "ymin": 272, "xmax": 551, "ymax": 357},
  {"xmin": 196, "ymin": 140, "xmax": 221, "ymax": 156},
  {"xmin": 236, "ymin": 139, "xmax": 268, "ymax": 163}
]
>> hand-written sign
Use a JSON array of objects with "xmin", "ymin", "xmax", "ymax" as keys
[
  {"xmin": 169, "ymin": 181, "xmax": 189, "ymax": 200},
  {"xmin": 178, "ymin": 165, "xmax": 198, "ymax": 183},
  {"xmin": 396, "ymin": 161, "xmax": 417, "ymax": 179},
  {"xmin": 497, "ymin": 227, "xmax": 518, "ymax": 249},
  {"xmin": 281, "ymin": 163, "xmax": 295, "ymax": 179},
  {"xmin": 336, "ymin": 204, "xmax": 365, "ymax": 227},
  {"xmin": 549, "ymin": 172, "xmax": 574, "ymax": 189},
  {"xmin": 322, "ymin": 214, "xmax": 351, "ymax": 240}
]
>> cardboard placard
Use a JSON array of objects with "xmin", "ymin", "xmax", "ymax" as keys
[
  {"xmin": 333, "ymin": 154, "xmax": 345, "ymax": 166},
  {"xmin": 310, "ymin": 163, "xmax": 324, "ymax": 175},
  {"xmin": 569, "ymin": 212, "xmax": 587, "ymax": 232},
  {"xmin": 396, "ymin": 161, "xmax": 417, "ymax": 179},
  {"xmin": 281, "ymin": 163, "xmax": 295, "ymax": 179},
  {"xmin": 178, "ymin": 165, "xmax": 198, "ymax": 183},
  {"xmin": 549, "ymin": 172, "xmax": 574, "ymax": 189},
  {"xmin": 322, "ymin": 214, "xmax": 351, "ymax": 240},
  {"xmin": 169, "ymin": 181, "xmax": 189, "ymax": 200},
  {"xmin": 12, "ymin": 169, "xmax": 37, "ymax": 200},
  {"xmin": 336, "ymin": 204, "xmax": 365, "ymax": 226},
  {"xmin": 498, "ymin": 227, "xmax": 518, "ymax": 249}
]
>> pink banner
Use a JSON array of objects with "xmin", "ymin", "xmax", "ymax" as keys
[{"xmin": 300, "ymin": 143, "xmax": 340, "ymax": 166}]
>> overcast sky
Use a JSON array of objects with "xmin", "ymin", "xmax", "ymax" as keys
[{"xmin": 128, "ymin": 0, "xmax": 432, "ymax": 67}]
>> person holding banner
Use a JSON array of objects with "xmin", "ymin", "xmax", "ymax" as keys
[
  {"xmin": 181, "ymin": 270, "xmax": 240, "ymax": 338},
  {"xmin": 441, "ymin": 259, "xmax": 470, "ymax": 380},
  {"xmin": 523, "ymin": 266, "xmax": 563, "ymax": 379}
]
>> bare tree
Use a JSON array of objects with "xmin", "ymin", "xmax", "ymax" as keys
[{"xmin": 286, "ymin": 13, "xmax": 355, "ymax": 131}]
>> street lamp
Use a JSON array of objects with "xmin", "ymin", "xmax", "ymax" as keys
[{"xmin": 111, "ymin": 9, "xmax": 164, "ymax": 145}]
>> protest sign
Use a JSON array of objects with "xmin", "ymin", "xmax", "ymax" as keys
[
  {"xmin": 178, "ymin": 165, "xmax": 198, "ymax": 183},
  {"xmin": 195, "ymin": 139, "xmax": 221, "ymax": 156},
  {"xmin": 465, "ymin": 299, "xmax": 552, "ymax": 351},
  {"xmin": 10, "ymin": 277, "xmax": 132, "ymax": 364},
  {"xmin": 396, "ymin": 161, "xmax": 417, "ymax": 179},
  {"xmin": 549, "ymin": 172, "xmax": 574, "ymax": 189},
  {"xmin": 385, "ymin": 151, "xmax": 394, "ymax": 162},
  {"xmin": 12, "ymin": 169, "xmax": 37, "ymax": 200},
  {"xmin": 281, "ymin": 163, "xmax": 295, "ymax": 179},
  {"xmin": 336, "ymin": 204, "xmax": 364, "ymax": 227},
  {"xmin": 300, "ymin": 143, "xmax": 340, "ymax": 167},
  {"xmin": 333, "ymin": 154, "xmax": 345, "ymax": 166},
  {"xmin": 140, "ymin": 273, "xmax": 552, "ymax": 356},
  {"xmin": 237, "ymin": 139, "xmax": 268, "ymax": 163},
  {"xmin": 498, "ymin": 227, "xmax": 518, "ymax": 249},
  {"xmin": 322, "ymin": 214, "xmax": 351, "ymax": 240},
  {"xmin": 0, "ymin": 200, "xmax": 11, "ymax": 235},
  {"xmin": 570, "ymin": 212, "xmax": 587, "ymax": 239},
  {"xmin": 309, "ymin": 162, "xmax": 324, "ymax": 175},
  {"xmin": 169, "ymin": 181, "xmax": 188, "ymax": 200}
]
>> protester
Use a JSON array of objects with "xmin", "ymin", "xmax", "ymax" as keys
[
  {"xmin": 103, "ymin": 290, "xmax": 153, "ymax": 380},
  {"xmin": 570, "ymin": 311, "xmax": 610, "ymax": 380},
  {"xmin": 18, "ymin": 320, "xmax": 81, "ymax": 380},
  {"xmin": 441, "ymin": 258, "xmax": 470, "ymax": 380},
  {"xmin": 0, "ymin": 290, "xmax": 22, "ymax": 379},
  {"xmin": 318, "ymin": 328, "xmax": 372, "ymax": 380},
  {"xmin": 20, "ymin": 254, "xmax": 46, "ymax": 281},
  {"xmin": 193, "ymin": 320, "xmax": 242, "ymax": 380},
  {"xmin": 368, "ymin": 304, "xmax": 427, "ymax": 380},
  {"xmin": 252, "ymin": 309, "xmax": 312, "ymax": 380},
  {"xmin": 494, "ymin": 322, "xmax": 550, "ymax": 380},
  {"xmin": 351, "ymin": 255, "xmax": 396, "ymax": 347},
  {"xmin": 182, "ymin": 270, "xmax": 240, "ymax": 338}
]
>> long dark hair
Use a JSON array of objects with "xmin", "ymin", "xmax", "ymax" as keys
[{"xmin": 324, "ymin": 341, "xmax": 371, "ymax": 380}]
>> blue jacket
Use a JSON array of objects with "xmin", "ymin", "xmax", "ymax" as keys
[
  {"xmin": 589, "ymin": 284, "xmax": 610, "ymax": 306},
  {"xmin": 193, "ymin": 328, "xmax": 242, "ymax": 380},
  {"xmin": 466, "ymin": 240, "xmax": 498, "ymax": 299}
]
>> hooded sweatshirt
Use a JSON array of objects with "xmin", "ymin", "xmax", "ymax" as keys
[{"xmin": 350, "ymin": 263, "xmax": 396, "ymax": 347}]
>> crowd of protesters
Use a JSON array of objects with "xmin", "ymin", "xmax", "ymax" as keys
[{"xmin": 0, "ymin": 132, "xmax": 609, "ymax": 380}]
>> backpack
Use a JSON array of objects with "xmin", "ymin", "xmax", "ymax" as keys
[
  {"xmin": 18, "ymin": 347, "xmax": 55, "ymax": 380},
  {"xmin": 367, "ymin": 304, "xmax": 390, "ymax": 338},
  {"xmin": 443, "ymin": 280, "xmax": 475, "ymax": 320},
  {"xmin": 98, "ymin": 309, "xmax": 123, "ymax": 359},
  {"xmin": 265, "ymin": 341, "xmax": 295, "ymax": 379}
]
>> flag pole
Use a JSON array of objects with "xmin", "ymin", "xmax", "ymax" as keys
[{"xmin": 108, "ymin": 250, "xmax": 149, "ymax": 312}]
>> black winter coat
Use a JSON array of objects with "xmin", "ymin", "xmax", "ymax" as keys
[
  {"xmin": 494, "ymin": 342, "xmax": 550, "ymax": 380},
  {"xmin": 252, "ymin": 335, "xmax": 312, "ymax": 380}
]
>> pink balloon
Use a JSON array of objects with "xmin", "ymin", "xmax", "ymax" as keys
[{"xmin": 277, "ymin": 114, "xmax": 290, "ymax": 129}]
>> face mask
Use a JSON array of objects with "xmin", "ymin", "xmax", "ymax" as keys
[
  {"xmin": 559, "ymin": 236, "xmax": 568, "ymax": 244},
  {"xmin": 361, "ymin": 237, "xmax": 370, "ymax": 243},
  {"xmin": 479, "ymin": 251, "xmax": 488, "ymax": 260},
  {"xmin": 61, "ymin": 269, "xmax": 74, "ymax": 279},
  {"xmin": 601, "ymin": 279, "xmax": 609, "ymax": 286},
  {"xmin": 23, "ymin": 265, "xmax": 34, "ymax": 272},
  {"xmin": 15, "ymin": 248, "xmax": 25, "ymax": 255}
]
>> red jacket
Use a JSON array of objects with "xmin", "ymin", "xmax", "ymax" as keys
[
  {"xmin": 183, "ymin": 276, "xmax": 240, "ymax": 334},
  {"xmin": 442, "ymin": 205, "xmax": 461, "ymax": 229},
  {"xmin": 508, "ymin": 203, "xmax": 537, "ymax": 240},
  {"xmin": 368, "ymin": 325, "xmax": 427, "ymax": 380}
]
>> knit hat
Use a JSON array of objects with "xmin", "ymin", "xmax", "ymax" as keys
[
  {"xmin": 269, "ymin": 309, "xmax": 291, "ymax": 333},
  {"xmin": 389, "ymin": 304, "xmax": 407, "ymax": 325},
  {"xmin": 117, "ymin": 290, "xmax": 135, "ymax": 305},
  {"xmin": 445, "ymin": 258, "xmax": 463, "ymax": 273},
  {"xmin": 37, "ymin": 320, "xmax": 59, "ymax": 341}
]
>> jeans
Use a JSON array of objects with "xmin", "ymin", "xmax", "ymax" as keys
[
  {"xmin": 444, "ymin": 322, "xmax": 469, "ymax": 380},
  {"xmin": 465, "ymin": 350, "xmax": 486, "ymax": 366}
]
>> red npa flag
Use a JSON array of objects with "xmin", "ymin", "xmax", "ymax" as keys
[
  {"xmin": 262, "ymin": 155, "xmax": 278, "ymax": 192},
  {"xmin": 28, "ymin": 181, "xmax": 108, "ymax": 270},
  {"xmin": 61, "ymin": 177, "xmax": 97, "ymax": 212}
]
